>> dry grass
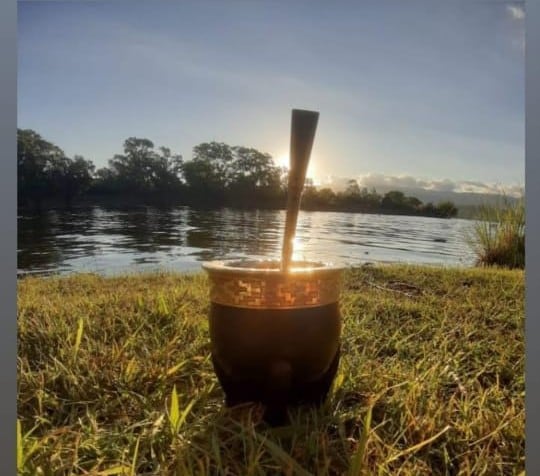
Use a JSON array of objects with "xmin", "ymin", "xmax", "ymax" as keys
[{"xmin": 17, "ymin": 265, "xmax": 524, "ymax": 475}]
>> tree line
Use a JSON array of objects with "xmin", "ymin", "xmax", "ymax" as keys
[{"xmin": 17, "ymin": 129, "xmax": 457, "ymax": 218}]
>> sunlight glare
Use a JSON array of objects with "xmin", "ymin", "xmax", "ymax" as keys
[
  {"xmin": 275, "ymin": 154, "xmax": 318, "ymax": 181},
  {"xmin": 291, "ymin": 235, "xmax": 305, "ymax": 261},
  {"xmin": 292, "ymin": 235, "xmax": 304, "ymax": 251},
  {"xmin": 275, "ymin": 154, "xmax": 289, "ymax": 169}
]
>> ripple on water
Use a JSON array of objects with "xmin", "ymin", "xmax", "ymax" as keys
[{"xmin": 17, "ymin": 207, "xmax": 478, "ymax": 275}]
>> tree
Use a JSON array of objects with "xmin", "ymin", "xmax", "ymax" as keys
[
  {"xmin": 181, "ymin": 142, "xmax": 235, "ymax": 200},
  {"xmin": 301, "ymin": 179, "xmax": 317, "ymax": 209},
  {"xmin": 182, "ymin": 159, "xmax": 224, "ymax": 199},
  {"xmin": 380, "ymin": 190, "xmax": 429, "ymax": 214},
  {"xmin": 182, "ymin": 142, "xmax": 284, "ymax": 206},
  {"xmin": 108, "ymin": 138, "xmax": 155, "ymax": 192},
  {"xmin": 302, "ymin": 186, "xmax": 337, "ymax": 210},
  {"xmin": 345, "ymin": 179, "xmax": 361, "ymax": 197},
  {"xmin": 18, "ymin": 129, "xmax": 65, "ymax": 208},
  {"xmin": 92, "ymin": 167, "xmax": 117, "ymax": 194},
  {"xmin": 149, "ymin": 147, "xmax": 184, "ymax": 192},
  {"xmin": 338, "ymin": 179, "xmax": 362, "ymax": 210},
  {"xmin": 422, "ymin": 202, "xmax": 437, "ymax": 216},
  {"xmin": 435, "ymin": 201, "xmax": 458, "ymax": 218},
  {"xmin": 231, "ymin": 147, "xmax": 279, "ymax": 188},
  {"xmin": 361, "ymin": 187, "xmax": 382, "ymax": 211},
  {"xmin": 278, "ymin": 166, "xmax": 289, "ymax": 194},
  {"xmin": 405, "ymin": 195, "xmax": 422, "ymax": 211},
  {"xmin": 229, "ymin": 147, "xmax": 282, "ymax": 204},
  {"xmin": 193, "ymin": 142, "xmax": 235, "ymax": 188},
  {"xmin": 50, "ymin": 155, "xmax": 95, "ymax": 206},
  {"xmin": 107, "ymin": 137, "xmax": 183, "ymax": 193},
  {"xmin": 381, "ymin": 190, "xmax": 407, "ymax": 212},
  {"xmin": 318, "ymin": 188, "xmax": 336, "ymax": 206}
]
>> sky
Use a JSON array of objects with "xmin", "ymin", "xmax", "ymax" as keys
[{"xmin": 18, "ymin": 1, "xmax": 525, "ymax": 195}]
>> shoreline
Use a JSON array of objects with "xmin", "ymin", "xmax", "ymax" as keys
[
  {"xmin": 17, "ymin": 199, "xmax": 465, "ymax": 220},
  {"xmin": 16, "ymin": 259, "xmax": 481, "ymax": 280}
]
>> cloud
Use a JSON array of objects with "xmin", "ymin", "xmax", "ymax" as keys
[
  {"xmin": 425, "ymin": 179, "xmax": 457, "ymax": 193},
  {"xmin": 320, "ymin": 173, "xmax": 522, "ymax": 197},
  {"xmin": 507, "ymin": 5, "xmax": 525, "ymax": 20},
  {"xmin": 357, "ymin": 173, "xmax": 429, "ymax": 191}
]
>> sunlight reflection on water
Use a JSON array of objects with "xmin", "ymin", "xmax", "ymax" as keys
[{"xmin": 17, "ymin": 206, "xmax": 477, "ymax": 276}]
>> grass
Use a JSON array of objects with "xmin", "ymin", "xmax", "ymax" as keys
[
  {"xmin": 17, "ymin": 265, "xmax": 524, "ymax": 475},
  {"xmin": 467, "ymin": 195, "xmax": 525, "ymax": 269}
]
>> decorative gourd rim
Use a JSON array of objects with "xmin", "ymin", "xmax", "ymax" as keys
[{"xmin": 202, "ymin": 259, "xmax": 344, "ymax": 276}]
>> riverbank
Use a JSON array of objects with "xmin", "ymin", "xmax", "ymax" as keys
[
  {"xmin": 17, "ymin": 265, "xmax": 524, "ymax": 475},
  {"xmin": 18, "ymin": 193, "xmax": 460, "ymax": 219}
]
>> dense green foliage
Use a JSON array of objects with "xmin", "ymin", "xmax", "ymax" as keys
[
  {"xmin": 18, "ymin": 129, "xmax": 95, "ymax": 208},
  {"xmin": 95, "ymin": 138, "xmax": 184, "ymax": 195},
  {"xmin": 17, "ymin": 128, "xmax": 457, "ymax": 217},
  {"xmin": 302, "ymin": 181, "xmax": 458, "ymax": 217},
  {"xmin": 467, "ymin": 195, "xmax": 525, "ymax": 269},
  {"xmin": 17, "ymin": 265, "xmax": 524, "ymax": 475}
]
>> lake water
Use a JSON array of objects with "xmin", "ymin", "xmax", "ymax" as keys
[{"xmin": 17, "ymin": 206, "xmax": 478, "ymax": 276}]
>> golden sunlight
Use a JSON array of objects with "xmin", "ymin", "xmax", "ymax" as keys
[
  {"xmin": 291, "ymin": 235, "xmax": 305, "ymax": 260},
  {"xmin": 275, "ymin": 154, "xmax": 289, "ymax": 169},
  {"xmin": 275, "ymin": 154, "xmax": 318, "ymax": 182}
]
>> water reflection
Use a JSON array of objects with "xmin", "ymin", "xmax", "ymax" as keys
[
  {"xmin": 17, "ymin": 206, "xmax": 477, "ymax": 276},
  {"xmin": 183, "ymin": 208, "xmax": 284, "ymax": 262}
]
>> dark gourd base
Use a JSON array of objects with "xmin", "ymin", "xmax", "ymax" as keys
[{"xmin": 209, "ymin": 302, "xmax": 341, "ymax": 425}]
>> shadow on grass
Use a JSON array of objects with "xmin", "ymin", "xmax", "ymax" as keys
[{"xmin": 171, "ymin": 393, "xmax": 366, "ymax": 476}]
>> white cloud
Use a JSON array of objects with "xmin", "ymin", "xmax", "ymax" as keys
[
  {"xmin": 357, "ymin": 173, "xmax": 430, "ymax": 191},
  {"xmin": 507, "ymin": 5, "xmax": 525, "ymax": 20},
  {"xmin": 319, "ymin": 173, "xmax": 522, "ymax": 197}
]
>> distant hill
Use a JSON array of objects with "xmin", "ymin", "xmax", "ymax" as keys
[
  {"xmin": 314, "ymin": 181, "xmax": 520, "ymax": 219},
  {"xmin": 369, "ymin": 187, "xmax": 519, "ymax": 207}
]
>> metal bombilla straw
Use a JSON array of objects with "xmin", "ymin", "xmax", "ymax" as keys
[{"xmin": 281, "ymin": 109, "xmax": 320, "ymax": 272}]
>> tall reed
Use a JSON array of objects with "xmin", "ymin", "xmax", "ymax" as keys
[{"xmin": 467, "ymin": 194, "xmax": 525, "ymax": 269}]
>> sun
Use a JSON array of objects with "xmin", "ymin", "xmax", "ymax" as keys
[
  {"xmin": 275, "ymin": 154, "xmax": 318, "ymax": 181},
  {"xmin": 275, "ymin": 154, "xmax": 289, "ymax": 169}
]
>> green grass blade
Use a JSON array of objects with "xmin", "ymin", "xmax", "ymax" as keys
[
  {"xmin": 97, "ymin": 465, "xmax": 131, "ymax": 475},
  {"xmin": 386, "ymin": 425, "xmax": 451, "ymax": 464},
  {"xmin": 177, "ymin": 398, "xmax": 196, "ymax": 432},
  {"xmin": 158, "ymin": 294, "xmax": 169, "ymax": 315},
  {"xmin": 16, "ymin": 419, "xmax": 22, "ymax": 472},
  {"xmin": 332, "ymin": 371, "xmax": 345, "ymax": 397},
  {"xmin": 348, "ymin": 404, "xmax": 373, "ymax": 476},
  {"xmin": 130, "ymin": 436, "xmax": 141, "ymax": 476},
  {"xmin": 74, "ymin": 316, "xmax": 84, "ymax": 359},
  {"xmin": 166, "ymin": 360, "xmax": 187, "ymax": 376},
  {"xmin": 255, "ymin": 433, "xmax": 313, "ymax": 476},
  {"xmin": 169, "ymin": 385, "xmax": 180, "ymax": 433}
]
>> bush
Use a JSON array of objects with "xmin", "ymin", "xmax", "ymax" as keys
[{"xmin": 467, "ymin": 194, "xmax": 525, "ymax": 269}]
